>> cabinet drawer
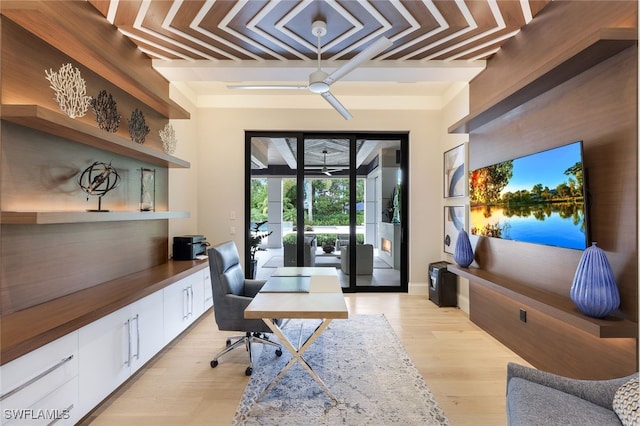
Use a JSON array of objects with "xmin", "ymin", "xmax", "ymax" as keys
[
  {"xmin": 0, "ymin": 333, "xmax": 78, "ymax": 424},
  {"xmin": 3, "ymin": 377, "xmax": 78, "ymax": 426}
]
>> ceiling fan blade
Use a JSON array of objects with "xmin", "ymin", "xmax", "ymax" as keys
[
  {"xmin": 324, "ymin": 37, "xmax": 392, "ymax": 85},
  {"xmin": 321, "ymin": 91, "xmax": 352, "ymax": 120},
  {"xmin": 227, "ymin": 85, "xmax": 308, "ymax": 90}
]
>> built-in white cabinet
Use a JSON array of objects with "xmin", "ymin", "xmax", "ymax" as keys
[
  {"xmin": 163, "ymin": 270, "xmax": 205, "ymax": 344},
  {"xmin": 0, "ymin": 332, "xmax": 79, "ymax": 425},
  {"xmin": 1, "ymin": 267, "xmax": 211, "ymax": 423},
  {"xmin": 78, "ymin": 290, "xmax": 164, "ymax": 416}
]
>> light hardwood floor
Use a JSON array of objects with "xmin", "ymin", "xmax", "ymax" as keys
[{"xmin": 81, "ymin": 293, "xmax": 529, "ymax": 425}]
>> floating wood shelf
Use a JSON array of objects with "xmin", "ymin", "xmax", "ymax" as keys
[
  {"xmin": 1, "ymin": 210, "xmax": 190, "ymax": 225},
  {"xmin": 1, "ymin": 104, "xmax": 190, "ymax": 168},
  {"xmin": 1, "ymin": 0, "xmax": 190, "ymax": 119},
  {"xmin": 448, "ymin": 264, "xmax": 638, "ymax": 339},
  {"xmin": 0, "ymin": 259, "xmax": 209, "ymax": 365},
  {"xmin": 449, "ymin": 28, "xmax": 637, "ymax": 134}
]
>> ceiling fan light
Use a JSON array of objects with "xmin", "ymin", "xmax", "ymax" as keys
[{"xmin": 309, "ymin": 70, "xmax": 329, "ymax": 93}]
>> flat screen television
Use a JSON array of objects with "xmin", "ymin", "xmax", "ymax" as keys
[{"xmin": 469, "ymin": 141, "xmax": 588, "ymax": 250}]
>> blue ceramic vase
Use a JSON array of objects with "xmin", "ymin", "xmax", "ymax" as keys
[
  {"xmin": 453, "ymin": 229, "xmax": 474, "ymax": 268},
  {"xmin": 570, "ymin": 242, "xmax": 620, "ymax": 318}
]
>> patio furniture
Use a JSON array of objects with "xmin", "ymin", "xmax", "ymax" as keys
[{"xmin": 341, "ymin": 244, "xmax": 374, "ymax": 275}]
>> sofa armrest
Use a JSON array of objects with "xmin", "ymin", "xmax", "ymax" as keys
[{"xmin": 506, "ymin": 362, "xmax": 635, "ymax": 410}]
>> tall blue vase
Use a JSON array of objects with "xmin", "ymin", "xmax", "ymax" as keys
[
  {"xmin": 453, "ymin": 229, "xmax": 474, "ymax": 268},
  {"xmin": 570, "ymin": 242, "xmax": 620, "ymax": 318}
]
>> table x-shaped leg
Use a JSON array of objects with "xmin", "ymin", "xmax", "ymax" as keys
[{"xmin": 258, "ymin": 318, "xmax": 337, "ymax": 403}]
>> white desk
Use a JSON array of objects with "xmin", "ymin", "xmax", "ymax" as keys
[{"xmin": 244, "ymin": 267, "xmax": 348, "ymax": 402}]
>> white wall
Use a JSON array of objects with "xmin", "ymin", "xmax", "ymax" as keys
[
  {"xmin": 440, "ymin": 84, "xmax": 471, "ymax": 313},
  {"xmin": 194, "ymin": 106, "xmax": 442, "ymax": 293},
  {"xmin": 168, "ymin": 86, "xmax": 200, "ymax": 253},
  {"xmin": 166, "ymin": 85, "xmax": 472, "ymax": 301}
]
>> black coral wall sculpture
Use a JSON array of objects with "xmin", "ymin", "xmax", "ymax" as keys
[
  {"xmin": 91, "ymin": 90, "xmax": 121, "ymax": 133},
  {"xmin": 128, "ymin": 108, "xmax": 150, "ymax": 144}
]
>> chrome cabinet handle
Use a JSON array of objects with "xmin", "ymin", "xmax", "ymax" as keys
[
  {"xmin": 0, "ymin": 355, "xmax": 74, "ymax": 401},
  {"xmin": 124, "ymin": 318, "xmax": 132, "ymax": 366},
  {"xmin": 133, "ymin": 314, "xmax": 140, "ymax": 360},
  {"xmin": 182, "ymin": 288, "xmax": 189, "ymax": 319},
  {"xmin": 46, "ymin": 403, "xmax": 74, "ymax": 426}
]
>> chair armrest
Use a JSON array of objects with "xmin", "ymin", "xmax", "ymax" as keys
[
  {"xmin": 244, "ymin": 279, "xmax": 266, "ymax": 298},
  {"xmin": 506, "ymin": 362, "xmax": 635, "ymax": 410},
  {"xmin": 226, "ymin": 293, "xmax": 254, "ymax": 309}
]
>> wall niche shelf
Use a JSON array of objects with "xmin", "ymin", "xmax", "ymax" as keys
[
  {"xmin": 1, "ymin": 210, "xmax": 190, "ymax": 225},
  {"xmin": 449, "ymin": 28, "xmax": 637, "ymax": 134},
  {"xmin": 1, "ymin": 104, "xmax": 190, "ymax": 168},
  {"xmin": 448, "ymin": 265, "xmax": 638, "ymax": 339}
]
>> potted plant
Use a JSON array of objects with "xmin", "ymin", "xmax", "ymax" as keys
[
  {"xmin": 322, "ymin": 243, "xmax": 335, "ymax": 253},
  {"xmin": 248, "ymin": 221, "xmax": 272, "ymax": 279}
]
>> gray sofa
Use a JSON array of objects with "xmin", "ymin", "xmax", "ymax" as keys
[
  {"xmin": 340, "ymin": 244, "xmax": 374, "ymax": 275},
  {"xmin": 506, "ymin": 362, "xmax": 638, "ymax": 426}
]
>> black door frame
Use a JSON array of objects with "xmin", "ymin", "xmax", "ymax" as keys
[{"xmin": 245, "ymin": 130, "xmax": 408, "ymax": 293}]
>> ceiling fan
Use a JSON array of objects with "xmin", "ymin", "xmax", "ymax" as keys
[
  {"xmin": 227, "ymin": 20, "xmax": 392, "ymax": 120},
  {"xmin": 305, "ymin": 149, "xmax": 345, "ymax": 176}
]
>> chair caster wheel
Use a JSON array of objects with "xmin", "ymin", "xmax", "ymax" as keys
[
  {"xmin": 225, "ymin": 339, "xmax": 231, "ymax": 347},
  {"xmin": 275, "ymin": 349, "xmax": 283, "ymax": 357},
  {"xmin": 245, "ymin": 367, "xmax": 253, "ymax": 376},
  {"xmin": 210, "ymin": 359, "xmax": 218, "ymax": 368}
]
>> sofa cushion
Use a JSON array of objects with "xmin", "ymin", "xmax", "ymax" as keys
[
  {"xmin": 613, "ymin": 376, "xmax": 639, "ymax": 426},
  {"xmin": 507, "ymin": 377, "xmax": 622, "ymax": 426}
]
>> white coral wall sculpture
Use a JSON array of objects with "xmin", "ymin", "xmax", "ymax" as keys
[
  {"xmin": 159, "ymin": 123, "xmax": 177, "ymax": 154},
  {"xmin": 44, "ymin": 63, "xmax": 92, "ymax": 119}
]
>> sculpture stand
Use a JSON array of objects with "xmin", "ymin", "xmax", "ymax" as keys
[{"xmin": 86, "ymin": 196, "xmax": 109, "ymax": 212}]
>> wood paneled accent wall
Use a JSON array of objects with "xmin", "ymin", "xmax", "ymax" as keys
[
  {"xmin": 461, "ymin": 1, "xmax": 638, "ymax": 378},
  {"xmin": 1, "ymin": 20, "xmax": 169, "ymax": 153},
  {"xmin": 0, "ymin": 12, "xmax": 179, "ymax": 315}
]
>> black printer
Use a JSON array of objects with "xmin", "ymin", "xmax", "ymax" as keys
[{"xmin": 173, "ymin": 235, "xmax": 209, "ymax": 260}]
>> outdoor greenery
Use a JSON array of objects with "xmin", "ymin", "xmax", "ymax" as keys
[
  {"xmin": 282, "ymin": 233, "xmax": 364, "ymax": 246},
  {"xmin": 251, "ymin": 178, "xmax": 365, "ymax": 226}
]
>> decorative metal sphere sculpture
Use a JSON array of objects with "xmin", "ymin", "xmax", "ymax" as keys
[{"xmin": 78, "ymin": 161, "xmax": 121, "ymax": 212}]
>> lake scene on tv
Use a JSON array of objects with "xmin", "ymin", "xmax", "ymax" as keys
[{"xmin": 469, "ymin": 141, "xmax": 587, "ymax": 250}]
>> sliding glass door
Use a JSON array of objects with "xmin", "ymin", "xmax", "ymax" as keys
[{"xmin": 246, "ymin": 131, "xmax": 407, "ymax": 292}]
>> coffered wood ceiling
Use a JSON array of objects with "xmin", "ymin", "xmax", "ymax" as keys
[
  {"xmin": 88, "ymin": 0, "xmax": 551, "ymax": 94},
  {"xmin": 91, "ymin": 0, "xmax": 549, "ymax": 62}
]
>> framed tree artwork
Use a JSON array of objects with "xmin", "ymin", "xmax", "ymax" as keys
[{"xmin": 444, "ymin": 143, "xmax": 466, "ymax": 198}]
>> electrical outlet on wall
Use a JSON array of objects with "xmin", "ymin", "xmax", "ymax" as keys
[{"xmin": 519, "ymin": 309, "xmax": 527, "ymax": 323}]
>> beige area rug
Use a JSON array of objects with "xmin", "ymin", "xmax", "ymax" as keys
[{"xmin": 233, "ymin": 314, "xmax": 449, "ymax": 425}]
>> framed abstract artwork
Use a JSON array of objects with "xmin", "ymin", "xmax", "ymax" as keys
[
  {"xmin": 444, "ymin": 143, "xmax": 466, "ymax": 198},
  {"xmin": 444, "ymin": 205, "xmax": 466, "ymax": 254}
]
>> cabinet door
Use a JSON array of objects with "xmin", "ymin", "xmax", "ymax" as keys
[
  {"xmin": 191, "ymin": 270, "xmax": 206, "ymax": 320},
  {"xmin": 203, "ymin": 266, "xmax": 213, "ymax": 310},
  {"xmin": 78, "ymin": 306, "xmax": 131, "ymax": 416},
  {"xmin": 163, "ymin": 272, "xmax": 200, "ymax": 343},
  {"xmin": 129, "ymin": 290, "xmax": 164, "ymax": 372}
]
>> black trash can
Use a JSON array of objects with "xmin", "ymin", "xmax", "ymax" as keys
[{"xmin": 428, "ymin": 261, "xmax": 457, "ymax": 307}]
